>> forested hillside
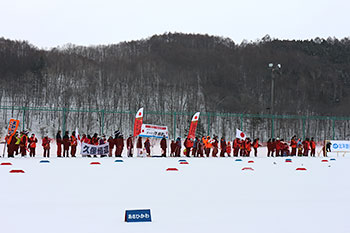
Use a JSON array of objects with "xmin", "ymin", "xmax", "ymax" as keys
[{"xmin": 1, "ymin": 33, "xmax": 350, "ymax": 139}]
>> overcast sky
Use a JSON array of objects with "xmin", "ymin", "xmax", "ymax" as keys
[{"xmin": 0, "ymin": 0, "xmax": 349, "ymax": 48}]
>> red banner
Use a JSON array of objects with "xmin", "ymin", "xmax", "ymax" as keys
[
  {"xmin": 133, "ymin": 108, "xmax": 144, "ymax": 137},
  {"xmin": 187, "ymin": 112, "xmax": 200, "ymax": 140}
]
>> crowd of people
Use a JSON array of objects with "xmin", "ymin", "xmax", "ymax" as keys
[
  {"xmin": 169, "ymin": 136, "xmax": 261, "ymax": 157},
  {"xmin": 3, "ymin": 129, "xmax": 327, "ymax": 158}
]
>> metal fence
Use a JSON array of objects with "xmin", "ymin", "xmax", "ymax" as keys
[{"xmin": 1, "ymin": 106, "xmax": 350, "ymax": 141}]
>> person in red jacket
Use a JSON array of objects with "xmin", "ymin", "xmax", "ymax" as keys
[
  {"xmin": 70, "ymin": 131, "xmax": 78, "ymax": 157},
  {"xmin": 115, "ymin": 134, "xmax": 124, "ymax": 157},
  {"xmin": 144, "ymin": 138, "xmax": 151, "ymax": 157},
  {"xmin": 170, "ymin": 140, "xmax": 176, "ymax": 157},
  {"xmin": 310, "ymin": 137, "xmax": 316, "ymax": 157},
  {"xmin": 29, "ymin": 133, "xmax": 38, "ymax": 157},
  {"xmin": 233, "ymin": 138, "xmax": 240, "ymax": 157},
  {"xmin": 6, "ymin": 133, "xmax": 17, "ymax": 158},
  {"xmin": 160, "ymin": 136, "xmax": 167, "ymax": 157},
  {"xmin": 267, "ymin": 138, "xmax": 272, "ymax": 157},
  {"xmin": 91, "ymin": 133, "xmax": 99, "ymax": 145},
  {"xmin": 62, "ymin": 131, "xmax": 70, "ymax": 157},
  {"xmin": 220, "ymin": 137, "xmax": 227, "ymax": 157},
  {"xmin": 240, "ymin": 139, "xmax": 246, "ymax": 156},
  {"xmin": 184, "ymin": 137, "xmax": 193, "ymax": 157},
  {"xmin": 127, "ymin": 135, "xmax": 134, "ymax": 157},
  {"xmin": 197, "ymin": 139, "xmax": 204, "ymax": 157},
  {"xmin": 211, "ymin": 136, "xmax": 219, "ymax": 157},
  {"xmin": 290, "ymin": 135, "xmax": 297, "ymax": 156},
  {"xmin": 136, "ymin": 137, "xmax": 143, "ymax": 157},
  {"xmin": 302, "ymin": 138, "xmax": 310, "ymax": 156},
  {"xmin": 107, "ymin": 136, "xmax": 114, "ymax": 157},
  {"xmin": 42, "ymin": 136, "xmax": 51, "ymax": 158},
  {"xmin": 56, "ymin": 130, "xmax": 62, "ymax": 157},
  {"xmin": 252, "ymin": 138, "xmax": 262, "ymax": 157},
  {"xmin": 275, "ymin": 138, "xmax": 283, "ymax": 157},
  {"xmin": 226, "ymin": 141, "xmax": 232, "ymax": 156}
]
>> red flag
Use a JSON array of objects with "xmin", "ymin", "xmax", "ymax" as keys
[
  {"xmin": 187, "ymin": 112, "xmax": 200, "ymax": 140},
  {"xmin": 133, "ymin": 108, "xmax": 144, "ymax": 137}
]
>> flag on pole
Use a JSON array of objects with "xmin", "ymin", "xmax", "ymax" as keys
[
  {"xmin": 187, "ymin": 112, "xmax": 200, "ymax": 140},
  {"xmin": 236, "ymin": 129, "xmax": 246, "ymax": 140},
  {"xmin": 133, "ymin": 108, "xmax": 144, "ymax": 137},
  {"xmin": 75, "ymin": 127, "xmax": 81, "ymax": 145},
  {"xmin": 7, "ymin": 119, "xmax": 20, "ymax": 143}
]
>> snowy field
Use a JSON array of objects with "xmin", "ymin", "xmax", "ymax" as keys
[{"xmin": 1, "ymin": 145, "xmax": 349, "ymax": 233}]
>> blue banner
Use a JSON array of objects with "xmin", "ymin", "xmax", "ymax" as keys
[{"xmin": 125, "ymin": 209, "xmax": 152, "ymax": 222}]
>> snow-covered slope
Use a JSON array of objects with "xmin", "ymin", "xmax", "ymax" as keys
[{"xmin": 0, "ymin": 148, "xmax": 349, "ymax": 233}]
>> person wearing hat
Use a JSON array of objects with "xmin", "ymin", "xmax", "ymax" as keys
[
  {"xmin": 115, "ymin": 134, "xmax": 124, "ymax": 157},
  {"xmin": 29, "ymin": 133, "xmax": 38, "ymax": 157},
  {"xmin": 19, "ymin": 130, "xmax": 29, "ymax": 157}
]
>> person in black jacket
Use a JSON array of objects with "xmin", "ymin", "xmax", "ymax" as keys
[
  {"xmin": 56, "ymin": 130, "xmax": 62, "ymax": 157},
  {"xmin": 62, "ymin": 131, "xmax": 70, "ymax": 157}
]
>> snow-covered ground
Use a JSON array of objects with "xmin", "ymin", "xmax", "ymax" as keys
[{"xmin": 1, "ymin": 145, "xmax": 349, "ymax": 233}]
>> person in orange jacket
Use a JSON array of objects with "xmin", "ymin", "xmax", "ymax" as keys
[
  {"xmin": 42, "ymin": 136, "xmax": 51, "ymax": 158},
  {"xmin": 252, "ymin": 138, "xmax": 262, "ymax": 157},
  {"xmin": 310, "ymin": 137, "xmax": 316, "ymax": 157},
  {"xmin": 28, "ymin": 133, "xmax": 38, "ymax": 157},
  {"xmin": 245, "ymin": 138, "xmax": 252, "ymax": 157},
  {"xmin": 70, "ymin": 131, "xmax": 78, "ymax": 157},
  {"xmin": 204, "ymin": 136, "xmax": 213, "ymax": 157}
]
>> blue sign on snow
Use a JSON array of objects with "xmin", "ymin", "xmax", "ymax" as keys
[{"xmin": 125, "ymin": 209, "xmax": 152, "ymax": 222}]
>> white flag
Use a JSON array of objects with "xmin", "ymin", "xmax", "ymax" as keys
[
  {"xmin": 236, "ymin": 129, "xmax": 246, "ymax": 140},
  {"xmin": 75, "ymin": 127, "xmax": 81, "ymax": 145}
]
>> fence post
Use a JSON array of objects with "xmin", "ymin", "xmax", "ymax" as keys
[
  {"xmin": 207, "ymin": 112, "xmax": 211, "ymax": 136},
  {"xmin": 332, "ymin": 118, "xmax": 335, "ymax": 140},
  {"xmin": 62, "ymin": 107, "xmax": 67, "ymax": 134},
  {"xmin": 271, "ymin": 115, "xmax": 274, "ymax": 138},
  {"xmin": 173, "ymin": 111, "xmax": 176, "ymax": 139},
  {"xmin": 101, "ymin": 109, "xmax": 105, "ymax": 135},
  {"xmin": 22, "ymin": 107, "xmax": 26, "ymax": 131},
  {"xmin": 302, "ymin": 117, "xmax": 306, "ymax": 139},
  {"xmin": 240, "ymin": 113, "xmax": 243, "ymax": 130}
]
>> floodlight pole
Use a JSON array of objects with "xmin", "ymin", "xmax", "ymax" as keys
[{"xmin": 268, "ymin": 63, "xmax": 282, "ymax": 138}]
